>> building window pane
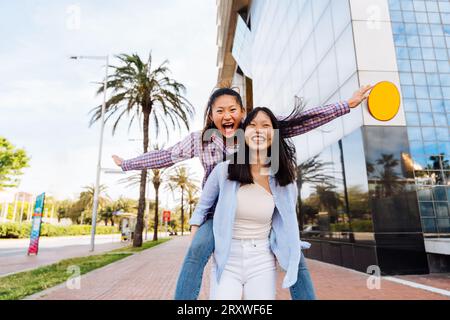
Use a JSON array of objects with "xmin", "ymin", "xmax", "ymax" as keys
[
  {"xmin": 415, "ymin": 12, "xmax": 428, "ymax": 23},
  {"xmin": 415, "ymin": 85, "xmax": 428, "ymax": 98},
  {"xmin": 429, "ymin": 86, "xmax": 443, "ymax": 99},
  {"xmin": 424, "ymin": 60, "xmax": 437, "ymax": 72},
  {"xmin": 420, "ymin": 35, "xmax": 433, "ymax": 47},
  {"xmin": 427, "ymin": 73, "xmax": 440, "ymax": 85},
  {"xmin": 419, "ymin": 112, "xmax": 434, "ymax": 126},
  {"xmin": 406, "ymin": 112, "xmax": 420, "ymax": 125},
  {"xmin": 422, "ymin": 48, "xmax": 435, "ymax": 60},
  {"xmin": 413, "ymin": 73, "xmax": 426, "ymax": 85},
  {"xmin": 435, "ymin": 203, "xmax": 449, "ymax": 218},
  {"xmin": 408, "ymin": 127, "xmax": 423, "ymax": 140},
  {"xmin": 417, "ymin": 99, "xmax": 431, "ymax": 112},
  {"xmin": 413, "ymin": 0, "xmax": 427, "ymax": 11},
  {"xmin": 431, "ymin": 100, "xmax": 445, "ymax": 113},
  {"xmin": 422, "ymin": 218, "xmax": 437, "ymax": 232},
  {"xmin": 422, "ymin": 127, "xmax": 437, "ymax": 141},
  {"xmin": 404, "ymin": 99, "xmax": 418, "ymax": 111},
  {"xmin": 418, "ymin": 188, "xmax": 433, "ymax": 201},
  {"xmin": 419, "ymin": 202, "xmax": 435, "ymax": 216},
  {"xmin": 433, "ymin": 186, "xmax": 448, "ymax": 201},
  {"xmin": 437, "ymin": 218, "xmax": 450, "ymax": 233},
  {"xmin": 428, "ymin": 12, "xmax": 441, "ymax": 23},
  {"xmin": 417, "ymin": 23, "xmax": 431, "ymax": 35},
  {"xmin": 434, "ymin": 114, "xmax": 448, "ymax": 127}
]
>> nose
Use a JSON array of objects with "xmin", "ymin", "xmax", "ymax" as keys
[{"xmin": 224, "ymin": 112, "xmax": 232, "ymax": 120}]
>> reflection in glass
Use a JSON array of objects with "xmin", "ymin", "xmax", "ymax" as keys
[{"xmin": 422, "ymin": 218, "xmax": 437, "ymax": 233}]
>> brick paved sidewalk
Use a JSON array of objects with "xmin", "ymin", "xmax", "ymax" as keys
[{"xmin": 29, "ymin": 235, "xmax": 450, "ymax": 300}]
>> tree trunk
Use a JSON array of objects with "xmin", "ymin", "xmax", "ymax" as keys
[
  {"xmin": 153, "ymin": 182, "xmax": 160, "ymax": 241},
  {"xmin": 180, "ymin": 187, "xmax": 184, "ymax": 236},
  {"xmin": 133, "ymin": 109, "xmax": 150, "ymax": 247},
  {"xmin": 111, "ymin": 218, "xmax": 114, "ymax": 226}
]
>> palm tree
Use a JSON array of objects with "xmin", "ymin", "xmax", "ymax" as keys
[
  {"xmin": 89, "ymin": 53, "xmax": 194, "ymax": 247},
  {"xmin": 119, "ymin": 159, "xmax": 168, "ymax": 241},
  {"xmin": 150, "ymin": 168, "xmax": 168, "ymax": 240},
  {"xmin": 79, "ymin": 184, "xmax": 110, "ymax": 224},
  {"xmin": 166, "ymin": 166, "xmax": 199, "ymax": 235},
  {"xmin": 314, "ymin": 185, "xmax": 342, "ymax": 220},
  {"xmin": 295, "ymin": 155, "xmax": 334, "ymax": 230},
  {"xmin": 185, "ymin": 183, "xmax": 199, "ymax": 220},
  {"xmin": 375, "ymin": 153, "xmax": 400, "ymax": 197}
]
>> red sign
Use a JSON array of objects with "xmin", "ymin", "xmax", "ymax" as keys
[{"xmin": 163, "ymin": 210, "xmax": 171, "ymax": 223}]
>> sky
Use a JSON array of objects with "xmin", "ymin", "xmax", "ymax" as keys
[{"xmin": 0, "ymin": 0, "xmax": 218, "ymax": 208}]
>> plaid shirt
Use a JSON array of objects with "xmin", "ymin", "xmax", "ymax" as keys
[{"xmin": 121, "ymin": 101, "xmax": 350, "ymax": 187}]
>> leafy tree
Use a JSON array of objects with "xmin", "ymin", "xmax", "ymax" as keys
[
  {"xmin": 0, "ymin": 137, "xmax": 30, "ymax": 190},
  {"xmin": 166, "ymin": 166, "xmax": 199, "ymax": 235},
  {"xmin": 296, "ymin": 155, "xmax": 334, "ymax": 230},
  {"xmin": 89, "ymin": 53, "xmax": 194, "ymax": 247}
]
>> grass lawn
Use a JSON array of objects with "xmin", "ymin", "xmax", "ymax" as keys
[
  {"xmin": 111, "ymin": 237, "xmax": 171, "ymax": 253},
  {"xmin": 0, "ymin": 238, "xmax": 172, "ymax": 300}
]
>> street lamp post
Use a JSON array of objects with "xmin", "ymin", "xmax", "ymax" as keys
[{"xmin": 70, "ymin": 55, "xmax": 109, "ymax": 252}]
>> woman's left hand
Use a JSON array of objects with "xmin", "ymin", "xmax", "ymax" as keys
[{"xmin": 348, "ymin": 84, "xmax": 373, "ymax": 108}]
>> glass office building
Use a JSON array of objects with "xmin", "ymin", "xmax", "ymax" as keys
[{"xmin": 216, "ymin": 0, "xmax": 450, "ymax": 274}]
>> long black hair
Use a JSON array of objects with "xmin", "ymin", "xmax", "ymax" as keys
[{"xmin": 227, "ymin": 106, "xmax": 299, "ymax": 186}]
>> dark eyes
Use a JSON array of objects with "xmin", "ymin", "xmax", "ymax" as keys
[{"xmin": 248, "ymin": 123, "xmax": 272, "ymax": 129}]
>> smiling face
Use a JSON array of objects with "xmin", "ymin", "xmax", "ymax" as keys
[
  {"xmin": 244, "ymin": 110, "xmax": 274, "ymax": 152},
  {"xmin": 210, "ymin": 95, "xmax": 246, "ymax": 138}
]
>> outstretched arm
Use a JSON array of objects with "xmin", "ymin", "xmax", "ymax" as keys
[
  {"xmin": 281, "ymin": 85, "xmax": 373, "ymax": 138},
  {"xmin": 113, "ymin": 131, "xmax": 201, "ymax": 171}
]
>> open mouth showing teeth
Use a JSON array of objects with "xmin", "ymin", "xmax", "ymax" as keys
[
  {"xmin": 251, "ymin": 136, "xmax": 266, "ymax": 142},
  {"xmin": 222, "ymin": 123, "xmax": 235, "ymax": 135}
]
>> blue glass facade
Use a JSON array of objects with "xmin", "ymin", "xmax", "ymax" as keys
[
  {"xmin": 221, "ymin": 0, "xmax": 450, "ymax": 273},
  {"xmin": 388, "ymin": 0, "xmax": 450, "ymax": 237}
]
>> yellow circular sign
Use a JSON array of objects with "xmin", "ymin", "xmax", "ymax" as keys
[{"xmin": 367, "ymin": 81, "xmax": 401, "ymax": 121}]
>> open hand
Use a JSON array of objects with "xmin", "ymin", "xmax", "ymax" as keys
[
  {"xmin": 112, "ymin": 155, "xmax": 124, "ymax": 167},
  {"xmin": 348, "ymin": 84, "xmax": 373, "ymax": 108}
]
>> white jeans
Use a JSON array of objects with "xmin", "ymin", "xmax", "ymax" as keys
[{"xmin": 210, "ymin": 238, "xmax": 277, "ymax": 300}]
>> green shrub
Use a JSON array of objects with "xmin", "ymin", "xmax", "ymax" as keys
[
  {"xmin": 330, "ymin": 219, "xmax": 373, "ymax": 232},
  {"xmin": 0, "ymin": 222, "xmax": 119, "ymax": 238}
]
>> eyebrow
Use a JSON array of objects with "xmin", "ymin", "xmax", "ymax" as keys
[{"xmin": 214, "ymin": 104, "xmax": 238, "ymax": 109}]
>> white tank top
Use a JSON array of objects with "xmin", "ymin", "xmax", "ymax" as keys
[{"xmin": 232, "ymin": 183, "xmax": 275, "ymax": 239}]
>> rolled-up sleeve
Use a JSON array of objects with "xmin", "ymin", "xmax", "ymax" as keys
[
  {"xmin": 281, "ymin": 101, "xmax": 350, "ymax": 138},
  {"xmin": 121, "ymin": 131, "xmax": 201, "ymax": 171}
]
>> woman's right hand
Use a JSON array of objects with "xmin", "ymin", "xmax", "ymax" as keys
[{"xmin": 112, "ymin": 155, "xmax": 124, "ymax": 167}]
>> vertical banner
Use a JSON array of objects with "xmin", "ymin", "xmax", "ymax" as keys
[{"xmin": 27, "ymin": 193, "xmax": 45, "ymax": 255}]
